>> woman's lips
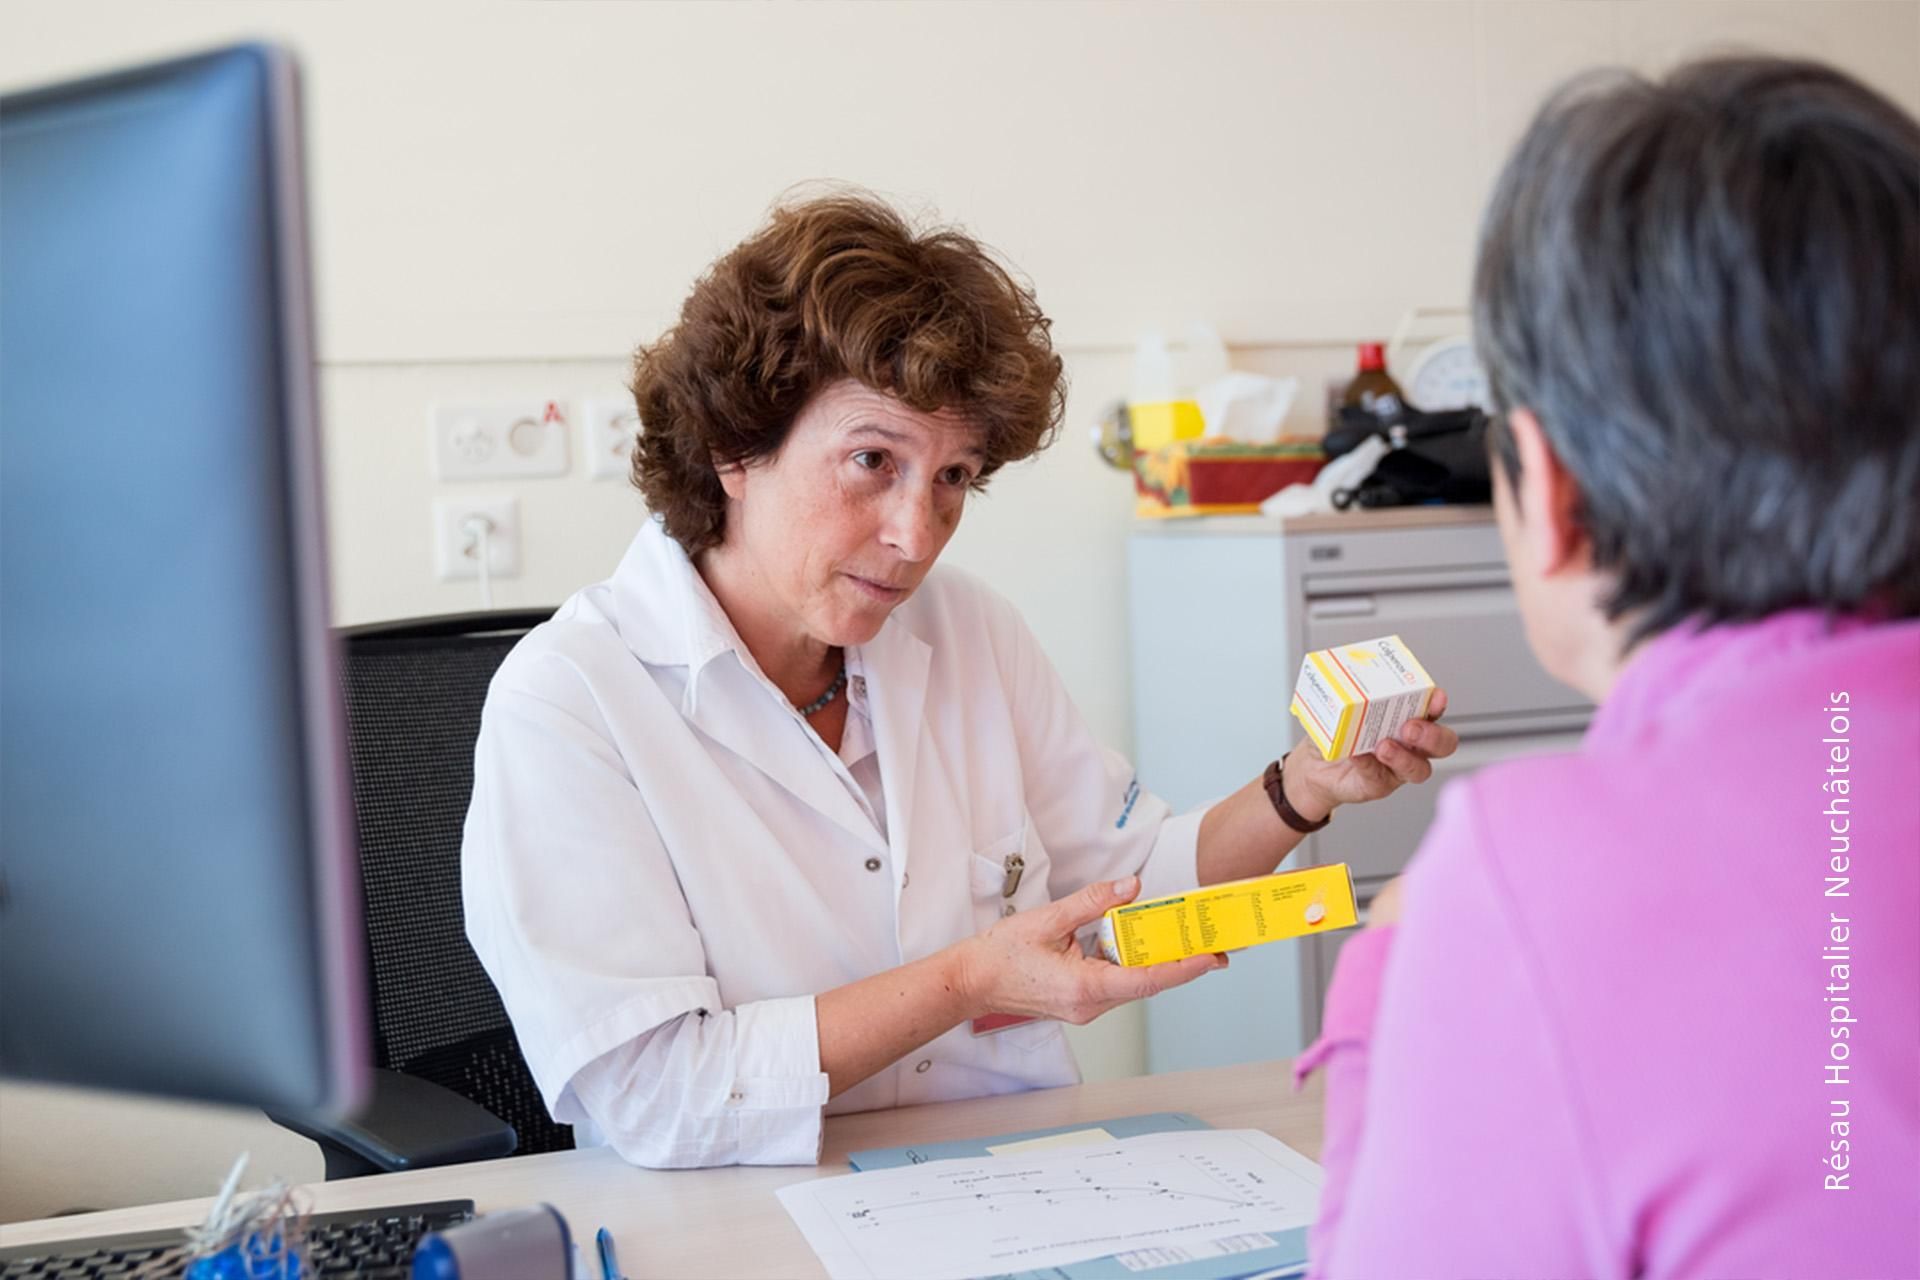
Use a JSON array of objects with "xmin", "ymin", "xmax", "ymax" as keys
[{"xmin": 846, "ymin": 574, "xmax": 909, "ymax": 602}]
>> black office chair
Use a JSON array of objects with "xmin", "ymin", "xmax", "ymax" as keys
[{"xmin": 271, "ymin": 610, "xmax": 574, "ymax": 1178}]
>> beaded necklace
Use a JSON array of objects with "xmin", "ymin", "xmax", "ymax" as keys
[{"xmin": 797, "ymin": 660, "xmax": 848, "ymax": 717}]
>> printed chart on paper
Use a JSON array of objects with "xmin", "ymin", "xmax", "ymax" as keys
[{"xmin": 776, "ymin": 1129, "xmax": 1323, "ymax": 1280}]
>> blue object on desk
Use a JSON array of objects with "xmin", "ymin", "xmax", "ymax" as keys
[
  {"xmin": 848, "ymin": 1111, "xmax": 1211, "ymax": 1170},
  {"xmin": 596, "ymin": 1227, "xmax": 622, "ymax": 1280},
  {"xmin": 185, "ymin": 1235, "xmax": 303, "ymax": 1279}
]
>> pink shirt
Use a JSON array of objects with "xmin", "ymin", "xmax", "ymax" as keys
[{"xmin": 1296, "ymin": 610, "xmax": 1920, "ymax": 1278}]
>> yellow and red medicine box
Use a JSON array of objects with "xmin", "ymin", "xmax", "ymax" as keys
[
  {"xmin": 1096, "ymin": 864, "xmax": 1359, "ymax": 967},
  {"xmin": 1290, "ymin": 634, "xmax": 1436, "ymax": 762}
]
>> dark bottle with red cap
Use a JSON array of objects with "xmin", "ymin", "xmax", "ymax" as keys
[{"xmin": 1338, "ymin": 342, "xmax": 1405, "ymax": 424}]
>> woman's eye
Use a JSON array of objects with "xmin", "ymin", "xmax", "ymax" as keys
[
  {"xmin": 852, "ymin": 450, "xmax": 887, "ymax": 471},
  {"xmin": 940, "ymin": 466, "xmax": 975, "ymax": 487}
]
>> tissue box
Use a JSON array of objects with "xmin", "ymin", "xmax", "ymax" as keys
[
  {"xmin": 1097, "ymin": 865, "xmax": 1359, "ymax": 967},
  {"xmin": 1290, "ymin": 634, "xmax": 1437, "ymax": 761},
  {"xmin": 1134, "ymin": 438, "xmax": 1326, "ymax": 517}
]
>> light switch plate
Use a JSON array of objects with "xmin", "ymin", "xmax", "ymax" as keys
[
  {"xmin": 582, "ymin": 396, "xmax": 641, "ymax": 481},
  {"xmin": 433, "ymin": 401, "xmax": 572, "ymax": 480}
]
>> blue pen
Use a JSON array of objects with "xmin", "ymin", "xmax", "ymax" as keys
[{"xmin": 596, "ymin": 1226, "xmax": 623, "ymax": 1280}]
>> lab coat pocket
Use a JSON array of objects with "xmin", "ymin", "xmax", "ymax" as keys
[
  {"xmin": 993, "ymin": 1015, "xmax": 1068, "ymax": 1058},
  {"xmin": 968, "ymin": 818, "xmax": 1050, "ymax": 928}
]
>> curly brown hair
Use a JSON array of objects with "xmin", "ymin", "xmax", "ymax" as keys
[{"xmin": 629, "ymin": 191, "xmax": 1066, "ymax": 555}]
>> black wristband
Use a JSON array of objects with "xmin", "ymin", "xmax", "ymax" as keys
[{"xmin": 1263, "ymin": 754, "xmax": 1330, "ymax": 834}]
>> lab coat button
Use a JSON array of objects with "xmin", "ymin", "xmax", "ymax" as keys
[
  {"xmin": 727, "ymin": 1090, "xmax": 744, "ymax": 1106},
  {"xmin": 864, "ymin": 857, "xmax": 883, "ymax": 872},
  {"xmin": 1002, "ymin": 903, "xmax": 1017, "ymax": 917},
  {"xmin": 915, "ymin": 1059, "xmax": 931, "ymax": 1073}
]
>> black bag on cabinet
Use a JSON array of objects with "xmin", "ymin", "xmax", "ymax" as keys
[{"xmin": 1323, "ymin": 405, "xmax": 1494, "ymax": 508}]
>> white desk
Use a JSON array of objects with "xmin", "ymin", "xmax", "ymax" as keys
[{"xmin": 0, "ymin": 1061, "xmax": 1323, "ymax": 1278}]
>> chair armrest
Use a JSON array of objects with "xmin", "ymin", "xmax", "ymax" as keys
[{"xmin": 270, "ymin": 1068, "xmax": 518, "ymax": 1176}]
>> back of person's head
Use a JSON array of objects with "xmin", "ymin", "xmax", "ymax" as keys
[{"xmin": 1473, "ymin": 55, "xmax": 1920, "ymax": 645}]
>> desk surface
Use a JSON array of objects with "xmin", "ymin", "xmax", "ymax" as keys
[{"xmin": 1, "ymin": 1061, "xmax": 1321, "ymax": 1278}]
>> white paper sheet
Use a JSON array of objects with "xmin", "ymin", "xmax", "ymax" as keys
[{"xmin": 776, "ymin": 1129, "xmax": 1322, "ymax": 1280}]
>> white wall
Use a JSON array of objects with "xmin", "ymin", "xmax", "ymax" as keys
[{"xmin": 3, "ymin": 0, "xmax": 1914, "ymax": 1224}]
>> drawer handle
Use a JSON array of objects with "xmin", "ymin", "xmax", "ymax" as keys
[{"xmin": 1308, "ymin": 596, "xmax": 1377, "ymax": 618}]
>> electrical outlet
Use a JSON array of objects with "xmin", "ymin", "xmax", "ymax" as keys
[
  {"xmin": 433, "ymin": 497, "xmax": 521, "ymax": 580},
  {"xmin": 432, "ymin": 401, "xmax": 571, "ymax": 480},
  {"xmin": 582, "ymin": 396, "xmax": 641, "ymax": 481}
]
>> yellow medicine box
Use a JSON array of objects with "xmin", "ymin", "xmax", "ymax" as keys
[
  {"xmin": 1096, "ymin": 864, "xmax": 1359, "ymax": 967},
  {"xmin": 1290, "ymin": 633, "xmax": 1436, "ymax": 762}
]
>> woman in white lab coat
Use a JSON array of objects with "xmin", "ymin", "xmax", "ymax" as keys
[{"xmin": 461, "ymin": 192, "xmax": 1457, "ymax": 1169}]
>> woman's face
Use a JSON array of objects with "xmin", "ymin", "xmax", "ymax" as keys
[{"xmin": 713, "ymin": 380, "xmax": 987, "ymax": 647}]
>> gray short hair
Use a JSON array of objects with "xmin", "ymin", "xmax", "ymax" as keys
[{"xmin": 1473, "ymin": 56, "xmax": 1920, "ymax": 646}]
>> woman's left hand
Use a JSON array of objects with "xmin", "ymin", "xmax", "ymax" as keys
[{"xmin": 1286, "ymin": 688, "xmax": 1459, "ymax": 816}]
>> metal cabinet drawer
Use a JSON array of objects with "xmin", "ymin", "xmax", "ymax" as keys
[
  {"xmin": 1301, "ymin": 582, "xmax": 1589, "ymax": 729},
  {"xmin": 1290, "ymin": 520, "xmax": 1506, "ymax": 579}
]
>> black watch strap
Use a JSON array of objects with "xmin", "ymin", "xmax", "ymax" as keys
[{"xmin": 1264, "ymin": 755, "xmax": 1330, "ymax": 834}]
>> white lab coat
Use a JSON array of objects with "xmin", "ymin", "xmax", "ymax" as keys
[{"xmin": 462, "ymin": 518, "xmax": 1203, "ymax": 1165}]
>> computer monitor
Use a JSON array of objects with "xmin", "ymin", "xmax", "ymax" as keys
[{"xmin": 0, "ymin": 44, "xmax": 369, "ymax": 1116}]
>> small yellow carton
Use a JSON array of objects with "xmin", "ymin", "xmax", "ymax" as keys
[
  {"xmin": 1125, "ymin": 399, "xmax": 1206, "ymax": 453},
  {"xmin": 1290, "ymin": 633, "xmax": 1436, "ymax": 762},
  {"xmin": 1097, "ymin": 864, "xmax": 1359, "ymax": 967}
]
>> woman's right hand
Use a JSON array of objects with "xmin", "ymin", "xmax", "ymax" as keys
[{"xmin": 954, "ymin": 876, "xmax": 1226, "ymax": 1025}]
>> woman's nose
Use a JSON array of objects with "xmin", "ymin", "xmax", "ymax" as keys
[{"xmin": 882, "ymin": 486, "xmax": 939, "ymax": 562}]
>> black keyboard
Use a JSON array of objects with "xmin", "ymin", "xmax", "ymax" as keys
[{"xmin": 0, "ymin": 1198, "xmax": 474, "ymax": 1279}]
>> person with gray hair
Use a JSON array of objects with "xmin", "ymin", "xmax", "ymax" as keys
[{"xmin": 1294, "ymin": 56, "xmax": 1918, "ymax": 1277}]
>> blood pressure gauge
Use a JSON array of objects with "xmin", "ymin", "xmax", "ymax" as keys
[{"xmin": 1401, "ymin": 334, "xmax": 1492, "ymax": 413}]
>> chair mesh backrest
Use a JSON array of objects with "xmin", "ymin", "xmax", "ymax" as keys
[{"xmin": 339, "ymin": 613, "xmax": 572, "ymax": 1157}]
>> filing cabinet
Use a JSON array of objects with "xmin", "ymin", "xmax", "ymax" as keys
[{"xmin": 1126, "ymin": 507, "xmax": 1591, "ymax": 1071}]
